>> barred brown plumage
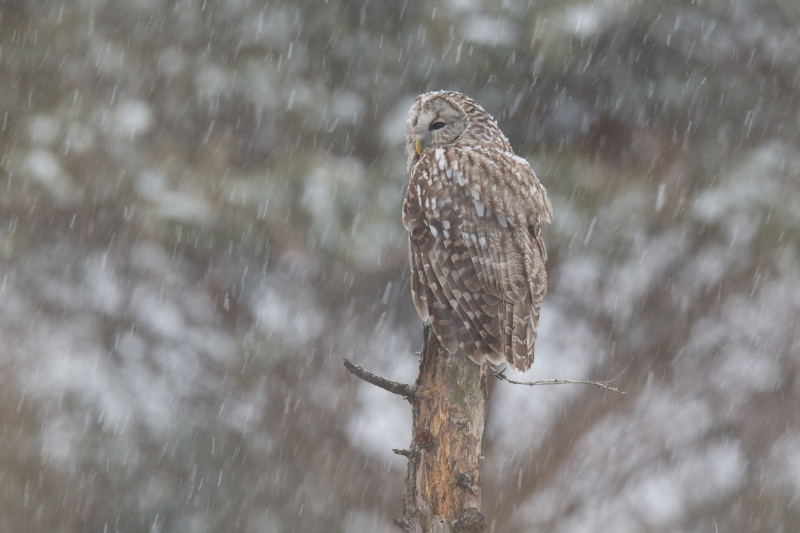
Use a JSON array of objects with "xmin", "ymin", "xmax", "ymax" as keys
[{"xmin": 403, "ymin": 91, "xmax": 552, "ymax": 372}]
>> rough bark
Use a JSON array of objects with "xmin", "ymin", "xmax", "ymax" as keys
[
  {"xmin": 344, "ymin": 326, "xmax": 623, "ymax": 531},
  {"xmin": 394, "ymin": 325, "xmax": 488, "ymax": 533}
]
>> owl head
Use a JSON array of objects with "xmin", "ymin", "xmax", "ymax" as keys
[{"xmin": 405, "ymin": 91, "xmax": 511, "ymax": 172}]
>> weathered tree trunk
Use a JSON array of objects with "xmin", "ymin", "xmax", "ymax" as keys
[
  {"xmin": 344, "ymin": 320, "xmax": 623, "ymax": 531},
  {"xmin": 395, "ymin": 325, "xmax": 488, "ymax": 533}
]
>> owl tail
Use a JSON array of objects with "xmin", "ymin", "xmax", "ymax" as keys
[{"xmin": 505, "ymin": 298, "xmax": 536, "ymax": 372}]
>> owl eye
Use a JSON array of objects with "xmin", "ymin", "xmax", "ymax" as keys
[{"xmin": 429, "ymin": 121, "xmax": 446, "ymax": 131}]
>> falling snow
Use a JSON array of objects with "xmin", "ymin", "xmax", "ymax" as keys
[{"xmin": 0, "ymin": 1, "xmax": 799, "ymax": 532}]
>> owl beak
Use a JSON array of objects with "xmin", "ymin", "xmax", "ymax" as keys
[{"xmin": 415, "ymin": 140, "xmax": 422, "ymax": 156}]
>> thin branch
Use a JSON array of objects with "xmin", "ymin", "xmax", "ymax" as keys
[
  {"xmin": 489, "ymin": 368, "xmax": 626, "ymax": 394},
  {"xmin": 392, "ymin": 448, "xmax": 418, "ymax": 459},
  {"xmin": 343, "ymin": 359, "xmax": 425, "ymax": 402}
]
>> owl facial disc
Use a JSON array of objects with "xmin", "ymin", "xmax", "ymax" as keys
[{"xmin": 406, "ymin": 94, "xmax": 466, "ymax": 164}]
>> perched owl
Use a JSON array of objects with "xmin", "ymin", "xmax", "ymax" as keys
[{"xmin": 403, "ymin": 91, "xmax": 552, "ymax": 372}]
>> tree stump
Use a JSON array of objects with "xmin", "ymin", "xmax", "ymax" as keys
[
  {"xmin": 345, "ymin": 319, "xmax": 623, "ymax": 531},
  {"xmin": 395, "ymin": 325, "xmax": 488, "ymax": 533}
]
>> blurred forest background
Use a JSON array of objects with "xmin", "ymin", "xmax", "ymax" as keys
[{"xmin": 1, "ymin": 0, "xmax": 799, "ymax": 531}]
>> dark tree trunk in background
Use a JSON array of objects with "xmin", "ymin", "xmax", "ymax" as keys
[{"xmin": 395, "ymin": 325, "xmax": 488, "ymax": 533}]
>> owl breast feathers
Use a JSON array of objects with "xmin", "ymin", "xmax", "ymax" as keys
[{"xmin": 403, "ymin": 91, "xmax": 552, "ymax": 372}]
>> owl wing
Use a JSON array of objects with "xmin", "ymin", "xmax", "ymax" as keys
[{"xmin": 403, "ymin": 146, "xmax": 551, "ymax": 372}]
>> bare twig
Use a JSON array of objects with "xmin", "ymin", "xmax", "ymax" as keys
[
  {"xmin": 489, "ymin": 368, "xmax": 626, "ymax": 394},
  {"xmin": 343, "ymin": 359, "xmax": 425, "ymax": 402},
  {"xmin": 392, "ymin": 448, "xmax": 418, "ymax": 459}
]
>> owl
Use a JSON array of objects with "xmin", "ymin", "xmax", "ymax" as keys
[{"xmin": 403, "ymin": 91, "xmax": 552, "ymax": 372}]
